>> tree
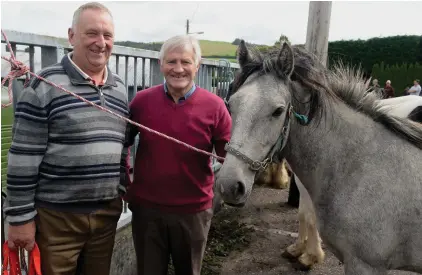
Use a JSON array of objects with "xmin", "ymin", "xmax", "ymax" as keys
[
  {"xmin": 328, "ymin": 35, "xmax": 421, "ymax": 75},
  {"xmin": 274, "ymin": 34, "xmax": 290, "ymax": 47},
  {"xmin": 232, "ymin": 38, "xmax": 242, "ymax": 46},
  {"xmin": 418, "ymin": 36, "xmax": 422, "ymax": 63}
]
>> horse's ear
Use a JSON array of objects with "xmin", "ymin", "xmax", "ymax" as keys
[
  {"xmin": 237, "ymin": 40, "xmax": 253, "ymax": 68},
  {"xmin": 277, "ymin": 42, "xmax": 294, "ymax": 78}
]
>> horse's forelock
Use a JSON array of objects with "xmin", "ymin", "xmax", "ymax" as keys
[{"xmin": 231, "ymin": 47, "xmax": 264, "ymax": 95}]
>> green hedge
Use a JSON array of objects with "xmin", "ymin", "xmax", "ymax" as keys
[{"xmin": 328, "ymin": 35, "xmax": 422, "ymax": 74}]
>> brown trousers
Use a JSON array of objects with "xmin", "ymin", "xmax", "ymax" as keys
[
  {"xmin": 130, "ymin": 204, "xmax": 213, "ymax": 275},
  {"xmin": 35, "ymin": 198, "xmax": 122, "ymax": 275}
]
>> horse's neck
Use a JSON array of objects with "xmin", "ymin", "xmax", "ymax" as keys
[{"xmin": 284, "ymin": 100, "xmax": 382, "ymax": 200}]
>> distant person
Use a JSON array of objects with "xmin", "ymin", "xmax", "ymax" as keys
[
  {"xmin": 367, "ymin": 78, "xmax": 383, "ymax": 97},
  {"xmin": 371, "ymin": 78, "xmax": 380, "ymax": 89},
  {"xmin": 383, "ymin": 80, "xmax": 395, "ymax": 98},
  {"xmin": 408, "ymin": 79, "xmax": 421, "ymax": 96}
]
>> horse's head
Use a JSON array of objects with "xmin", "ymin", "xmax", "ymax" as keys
[{"xmin": 216, "ymin": 40, "xmax": 296, "ymax": 207}]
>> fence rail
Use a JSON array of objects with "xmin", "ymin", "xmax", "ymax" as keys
[
  {"xmin": 1, "ymin": 29, "xmax": 239, "ymax": 97},
  {"xmin": 1, "ymin": 29, "xmax": 238, "ymax": 232}
]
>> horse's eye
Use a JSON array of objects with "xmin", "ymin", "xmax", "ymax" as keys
[{"xmin": 272, "ymin": 107, "xmax": 284, "ymax": 117}]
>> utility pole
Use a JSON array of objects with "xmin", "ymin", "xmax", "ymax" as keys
[
  {"xmin": 305, "ymin": 1, "xmax": 332, "ymax": 67},
  {"xmin": 185, "ymin": 19, "xmax": 204, "ymax": 36},
  {"xmin": 186, "ymin": 19, "xmax": 190, "ymax": 34},
  {"xmin": 287, "ymin": 1, "xmax": 332, "ymax": 208}
]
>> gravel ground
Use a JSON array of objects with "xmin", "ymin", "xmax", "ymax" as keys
[{"xmin": 217, "ymin": 187, "xmax": 418, "ymax": 275}]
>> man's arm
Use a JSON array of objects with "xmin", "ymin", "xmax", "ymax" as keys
[
  {"xmin": 408, "ymin": 86, "xmax": 417, "ymax": 93},
  {"xmin": 4, "ymin": 87, "xmax": 48, "ymax": 225},
  {"xmin": 212, "ymin": 101, "xmax": 232, "ymax": 163},
  {"xmin": 119, "ymin": 112, "xmax": 139, "ymax": 195}
]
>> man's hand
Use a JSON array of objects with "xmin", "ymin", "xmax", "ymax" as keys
[{"xmin": 8, "ymin": 220, "xmax": 36, "ymax": 251}]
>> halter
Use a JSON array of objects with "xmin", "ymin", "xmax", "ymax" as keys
[{"xmin": 224, "ymin": 104, "xmax": 308, "ymax": 172}]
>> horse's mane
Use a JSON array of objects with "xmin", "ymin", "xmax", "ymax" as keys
[{"xmin": 231, "ymin": 44, "xmax": 422, "ymax": 149}]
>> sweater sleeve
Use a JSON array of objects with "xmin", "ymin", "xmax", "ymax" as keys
[
  {"xmin": 212, "ymin": 100, "xmax": 232, "ymax": 162},
  {"xmin": 118, "ymin": 90, "xmax": 141, "ymax": 195},
  {"xmin": 4, "ymin": 87, "xmax": 48, "ymax": 225},
  {"xmin": 119, "ymin": 96, "xmax": 141, "ymax": 198}
]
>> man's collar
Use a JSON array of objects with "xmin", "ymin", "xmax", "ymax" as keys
[
  {"xmin": 63, "ymin": 52, "xmax": 115, "ymax": 86},
  {"xmin": 164, "ymin": 82, "xmax": 196, "ymax": 101}
]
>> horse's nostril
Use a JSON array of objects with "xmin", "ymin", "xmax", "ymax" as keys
[{"xmin": 236, "ymin": 181, "xmax": 246, "ymax": 197}]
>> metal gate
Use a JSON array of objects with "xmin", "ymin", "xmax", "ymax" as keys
[{"xmin": 215, "ymin": 59, "xmax": 236, "ymax": 101}]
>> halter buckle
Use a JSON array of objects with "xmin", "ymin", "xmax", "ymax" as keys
[{"xmin": 249, "ymin": 158, "xmax": 271, "ymax": 171}]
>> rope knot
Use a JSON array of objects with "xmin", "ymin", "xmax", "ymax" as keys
[
  {"xmin": 1, "ymin": 58, "xmax": 31, "ymax": 108},
  {"xmin": 10, "ymin": 59, "xmax": 30, "ymax": 77},
  {"xmin": 1, "ymin": 30, "xmax": 31, "ymax": 108}
]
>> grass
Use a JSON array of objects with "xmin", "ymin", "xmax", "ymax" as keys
[
  {"xmin": 199, "ymin": 40, "xmax": 237, "ymax": 58},
  {"xmin": 115, "ymin": 39, "xmax": 240, "ymax": 63},
  {"xmin": 1, "ymin": 105, "xmax": 14, "ymax": 125},
  {"xmin": 168, "ymin": 209, "xmax": 255, "ymax": 275},
  {"xmin": 1, "ymin": 106, "xmax": 14, "ymax": 192},
  {"xmin": 201, "ymin": 216, "xmax": 254, "ymax": 274}
]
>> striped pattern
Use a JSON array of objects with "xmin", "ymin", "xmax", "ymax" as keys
[{"xmin": 4, "ymin": 59, "xmax": 129, "ymax": 225}]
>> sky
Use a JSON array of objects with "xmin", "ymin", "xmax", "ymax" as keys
[{"xmin": 1, "ymin": 1, "xmax": 421, "ymax": 46}]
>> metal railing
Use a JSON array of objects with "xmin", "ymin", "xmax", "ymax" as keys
[{"xmin": 1, "ymin": 30, "xmax": 238, "ymax": 228}]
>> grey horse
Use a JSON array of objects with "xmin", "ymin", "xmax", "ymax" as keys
[{"xmin": 216, "ymin": 40, "xmax": 422, "ymax": 275}]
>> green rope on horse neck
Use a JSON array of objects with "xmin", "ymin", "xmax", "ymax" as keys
[{"xmin": 292, "ymin": 111, "xmax": 309, "ymax": 125}]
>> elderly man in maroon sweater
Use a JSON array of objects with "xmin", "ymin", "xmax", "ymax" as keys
[{"xmin": 123, "ymin": 35, "xmax": 232, "ymax": 275}]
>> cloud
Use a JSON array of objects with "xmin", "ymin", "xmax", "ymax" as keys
[{"xmin": 1, "ymin": 1, "xmax": 421, "ymax": 46}]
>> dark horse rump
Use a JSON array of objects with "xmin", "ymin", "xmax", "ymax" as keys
[{"xmin": 408, "ymin": 106, "xmax": 422, "ymax": 123}]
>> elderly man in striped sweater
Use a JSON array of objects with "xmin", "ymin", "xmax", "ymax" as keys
[{"xmin": 3, "ymin": 2, "xmax": 129, "ymax": 275}]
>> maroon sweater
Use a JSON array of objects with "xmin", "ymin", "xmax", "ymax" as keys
[{"xmin": 128, "ymin": 84, "xmax": 232, "ymax": 213}]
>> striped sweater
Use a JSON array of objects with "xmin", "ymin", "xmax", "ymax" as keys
[{"xmin": 4, "ymin": 55, "xmax": 129, "ymax": 225}]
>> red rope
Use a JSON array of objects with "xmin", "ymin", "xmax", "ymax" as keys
[
  {"xmin": 0, "ymin": 29, "xmax": 225, "ymax": 162},
  {"xmin": 1, "ymin": 30, "xmax": 31, "ymax": 108}
]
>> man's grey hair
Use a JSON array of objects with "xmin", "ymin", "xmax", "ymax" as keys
[
  {"xmin": 72, "ymin": 2, "xmax": 113, "ymax": 29},
  {"xmin": 159, "ymin": 35, "xmax": 202, "ymax": 66},
  {"xmin": 386, "ymin": 80, "xmax": 391, "ymax": 85}
]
